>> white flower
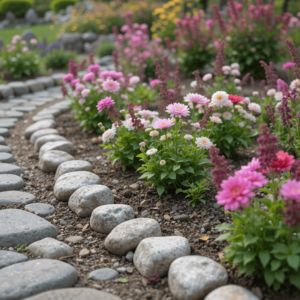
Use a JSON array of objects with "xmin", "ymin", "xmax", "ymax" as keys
[
  {"xmin": 146, "ymin": 148, "xmax": 157, "ymax": 155},
  {"xmin": 210, "ymin": 116, "xmax": 222, "ymax": 123},
  {"xmin": 190, "ymin": 80, "xmax": 197, "ymax": 88},
  {"xmin": 275, "ymin": 91, "xmax": 283, "ymax": 101},
  {"xmin": 150, "ymin": 130, "xmax": 159, "ymax": 137},
  {"xmin": 239, "ymin": 122, "xmax": 245, "ymax": 127},
  {"xmin": 290, "ymin": 79, "xmax": 300, "ymax": 90},
  {"xmin": 160, "ymin": 160, "xmax": 166, "ymax": 166},
  {"xmin": 184, "ymin": 134, "xmax": 193, "ymax": 141},
  {"xmin": 267, "ymin": 89, "xmax": 276, "ymax": 96},
  {"xmin": 160, "ymin": 135, "xmax": 166, "ymax": 141},
  {"xmin": 123, "ymin": 118, "xmax": 134, "ymax": 131},
  {"xmin": 139, "ymin": 142, "xmax": 146, "ymax": 147},
  {"xmin": 223, "ymin": 111, "xmax": 232, "ymax": 120},
  {"xmin": 191, "ymin": 122, "xmax": 201, "ymax": 129},
  {"xmin": 167, "ymin": 133, "xmax": 172, "ymax": 138},
  {"xmin": 129, "ymin": 76, "xmax": 140, "ymax": 85},
  {"xmin": 222, "ymin": 66, "xmax": 231, "ymax": 75},
  {"xmin": 213, "ymin": 113, "xmax": 221, "ymax": 117},
  {"xmin": 243, "ymin": 113, "xmax": 256, "ymax": 122},
  {"xmin": 231, "ymin": 69, "xmax": 240, "ymax": 76},
  {"xmin": 198, "ymin": 106, "xmax": 205, "ymax": 114},
  {"xmin": 236, "ymin": 86, "xmax": 242, "ymax": 91},
  {"xmin": 240, "ymin": 97, "xmax": 250, "ymax": 105},
  {"xmin": 276, "ymin": 102, "xmax": 282, "ymax": 109},
  {"xmin": 234, "ymin": 78, "xmax": 241, "ymax": 84},
  {"xmin": 248, "ymin": 103, "xmax": 261, "ymax": 113},
  {"xmin": 252, "ymin": 91, "xmax": 259, "ymax": 96},
  {"xmin": 235, "ymin": 105, "xmax": 242, "ymax": 110},
  {"xmin": 225, "ymin": 101, "xmax": 233, "ymax": 108},
  {"xmin": 145, "ymin": 128, "xmax": 152, "ymax": 131},
  {"xmin": 102, "ymin": 128, "xmax": 116, "ymax": 143},
  {"xmin": 140, "ymin": 119, "xmax": 150, "ymax": 127},
  {"xmin": 211, "ymin": 91, "xmax": 229, "ymax": 107},
  {"xmin": 231, "ymin": 63, "xmax": 240, "ymax": 69},
  {"xmin": 195, "ymin": 137, "xmax": 213, "ymax": 150}
]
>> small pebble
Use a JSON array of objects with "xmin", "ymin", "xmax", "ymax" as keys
[
  {"xmin": 113, "ymin": 262, "xmax": 120, "ymax": 267},
  {"xmin": 112, "ymin": 179, "xmax": 119, "ymax": 184},
  {"xmin": 117, "ymin": 267, "xmax": 126, "ymax": 273},
  {"xmin": 60, "ymin": 220, "xmax": 67, "ymax": 225},
  {"xmin": 51, "ymin": 198, "xmax": 58, "ymax": 206},
  {"xmin": 79, "ymin": 248, "xmax": 90, "ymax": 258},
  {"xmin": 56, "ymin": 235, "xmax": 64, "ymax": 241}
]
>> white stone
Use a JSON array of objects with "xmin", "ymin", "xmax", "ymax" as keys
[
  {"xmin": 30, "ymin": 128, "xmax": 59, "ymax": 144},
  {"xmin": 54, "ymin": 171, "xmax": 101, "ymax": 201},
  {"xmin": 32, "ymin": 114, "xmax": 55, "ymax": 122},
  {"xmin": 134, "ymin": 236, "xmax": 191, "ymax": 278},
  {"xmin": 55, "ymin": 160, "xmax": 92, "ymax": 181},
  {"xmin": 104, "ymin": 218, "xmax": 162, "ymax": 256},
  {"xmin": 69, "ymin": 185, "xmax": 114, "ymax": 217},
  {"xmin": 37, "ymin": 108, "xmax": 61, "ymax": 117},
  {"xmin": 39, "ymin": 150, "xmax": 75, "ymax": 173},
  {"xmin": 39, "ymin": 141, "xmax": 74, "ymax": 159},
  {"xmin": 25, "ymin": 120, "xmax": 56, "ymax": 139},
  {"xmin": 28, "ymin": 237, "xmax": 73, "ymax": 259},
  {"xmin": 90, "ymin": 204, "xmax": 134, "ymax": 233},
  {"xmin": 204, "ymin": 285, "xmax": 260, "ymax": 300},
  {"xmin": 35, "ymin": 135, "xmax": 67, "ymax": 151},
  {"xmin": 168, "ymin": 256, "xmax": 228, "ymax": 300}
]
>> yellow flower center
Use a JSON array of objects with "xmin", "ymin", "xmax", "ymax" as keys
[
  {"xmin": 217, "ymin": 95, "xmax": 223, "ymax": 100},
  {"xmin": 232, "ymin": 188, "xmax": 240, "ymax": 195},
  {"xmin": 175, "ymin": 107, "xmax": 182, "ymax": 111}
]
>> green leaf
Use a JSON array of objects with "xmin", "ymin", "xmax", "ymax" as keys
[
  {"xmin": 177, "ymin": 168, "xmax": 185, "ymax": 175},
  {"xmin": 274, "ymin": 253, "xmax": 287, "ymax": 260},
  {"xmin": 118, "ymin": 278, "xmax": 129, "ymax": 283},
  {"xmin": 161, "ymin": 172, "xmax": 168, "ymax": 180},
  {"xmin": 244, "ymin": 235, "xmax": 258, "ymax": 247},
  {"xmin": 264, "ymin": 269, "xmax": 274, "ymax": 287},
  {"xmin": 157, "ymin": 185, "xmax": 165, "ymax": 196},
  {"xmin": 224, "ymin": 136, "xmax": 233, "ymax": 144},
  {"xmin": 215, "ymin": 223, "xmax": 235, "ymax": 231},
  {"xmin": 215, "ymin": 232, "xmax": 232, "ymax": 241},
  {"xmin": 271, "ymin": 243, "xmax": 288, "ymax": 254},
  {"xmin": 290, "ymin": 273, "xmax": 300, "ymax": 289},
  {"xmin": 290, "ymin": 242, "xmax": 300, "ymax": 254},
  {"xmin": 185, "ymin": 166, "xmax": 194, "ymax": 173},
  {"xmin": 259, "ymin": 188, "xmax": 273, "ymax": 194},
  {"xmin": 139, "ymin": 172, "xmax": 155, "ymax": 180},
  {"xmin": 232, "ymin": 255, "xmax": 243, "ymax": 264},
  {"xmin": 175, "ymin": 188, "xmax": 183, "ymax": 194},
  {"xmin": 168, "ymin": 172, "xmax": 176, "ymax": 180},
  {"xmin": 271, "ymin": 260, "xmax": 281, "ymax": 272},
  {"xmin": 244, "ymin": 252, "xmax": 256, "ymax": 265},
  {"xmin": 274, "ymin": 270, "xmax": 285, "ymax": 283},
  {"xmin": 287, "ymin": 254, "xmax": 300, "ymax": 271},
  {"xmin": 236, "ymin": 137, "xmax": 247, "ymax": 148},
  {"xmin": 259, "ymin": 251, "xmax": 270, "ymax": 268},
  {"xmin": 127, "ymin": 153, "xmax": 134, "ymax": 160},
  {"xmin": 173, "ymin": 165, "xmax": 181, "ymax": 171}
]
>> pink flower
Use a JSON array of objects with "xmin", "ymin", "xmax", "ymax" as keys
[
  {"xmin": 12, "ymin": 35, "xmax": 21, "ymax": 41},
  {"xmin": 138, "ymin": 110, "xmax": 154, "ymax": 119},
  {"xmin": 70, "ymin": 79, "xmax": 80, "ymax": 87},
  {"xmin": 139, "ymin": 142, "xmax": 146, "ymax": 147},
  {"xmin": 271, "ymin": 151, "xmax": 295, "ymax": 172},
  {"xmin": 282, "ymin": 62, "xmax": 295, "ymax": 70},
  {"xmin": 121, "ymin": 94, "xmax": 128, "ymax": 100},
  {"xmin": 81, "ymin": 89, "xmax": 90, "ymax": 97},
  {"xmin": 178, "ymin": 206, "xmax": 183, "ymax": 210},
  {"xmin": 22, "ymin": 47, "xmax": 29, "ymax": 53},
  {"xmin": 184, "ymin": 93, "xmax": 210, "ymax": 105},
  {"xmin": 8, "ymin": 46, "xmax": 16, "ymax": 52},
  {"xmin": 235, "ymin": 170, "xmax": 268, "ymax": 189},
  {"xmin": 150, "ymin": 79, "xmax": 161, "ymax": 88},
  {"xmin": 129, "ymin": 76, "xmax": 140, "ymax": 85},
  {"xmin": 82, "ymin": 72, "xmax": 94, "ymax": 82},
  {"xmin": 281, "ymin": 180, "xmax": 300, "ymax": 202},
  {"xmin": 75, "ymin": 84, "xmax": 85, "ymax": 92},
  {"xmin": 85, "ymin": 107, "xmax": 90, "ymax": 111},
  {"xmin": 30, "ymin": 39, "xmax": 38, "ymax": 45},
  {"xmin": 216, "ymin": 175, "xmax": 255, "ymax": 211},
  {"xmin": 96, "ymin": 96, "xmax": 115, "ymax": 112},
  {"xmin": 63, "ymin": 73, "xmax": 74, "ymax": 84},
  {"xmin": 21, "ymin": 41, "xmax": 27, "ymax": 45},
  {"xmin": 191, "ymin": 122, "xmax": 201, "ymax": 129},
  {"xmin": 127, "ymin": 87, "xmax": 134, "ymax": 92},
  {"xmin": 103, "ymin": 80, "xmax": 120, "ymax": 92},
  {"xmin": 241, "ymin": 158, "xmax": 260, "ymax": 171},
  {"xmin": 166, "ymin": 103, "xmax": 190, "ymax": 118},
  {"xmin": 203, "ymin": 73, "xmax": 212, "ymax": 81},
  {"xmin": 153, "ymin": 119, "xmax": 173, "ymax": 129},
  {"xmin": 79, "ymin": 98, "xmax": 85, "ymax": 105},
  {"xmin": 88, "ymin": 64, "xmax": 101, "ymax": 74}
]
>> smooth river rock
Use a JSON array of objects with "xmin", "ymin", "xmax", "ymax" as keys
[
  {"xmin": 28, "ymin": 238, "xmax": 73, "ymax": 259},
  {"xmin": 39, "ymin": 150, "xmax": 75, "ymax": 173},
  {"xmin": 25, "ymin": 203, "xmax": 55, "ymax": 216},
  {"xmin": 168, "ymin": 256, "xmax": 228, "ymax": 300},
  {"xmin": 104, "ymin": 218, "xmax": 162, "ymax": 256},
  {"xmin": 39, "ymin": 141, "xmax": 74, "ymax": 159},
  {"xmin": 25, "ymin": 119, "xmax": 56, "ymax": 139},
  {"xmin": 134, "ymin": 236, "xmax": 191, "ymax": 278},
  {"xmin": 0, "ymin": 136, "xmax": 6, "ymax": 145},
  {"xmin": 32, "ymin": 114, "xmax": 55, "ymax": 122},
  {"xmin": 35, "ymin": 135, "xmax": 67, "ymax": 151},
  {"xmin": 0, "ymin": 128, "xmax": 10, "ymax": 137},
  {"xmin": 0, "ymin": 259, "xmax": 77, "ymax": 300},
  {"xmin": 54, "ymin": 171, "xmax": 101, "ymax": 201},
  {"xmin": 30, "ymin": 128, "xmax": 59, "ymax": 144},
  {"xmin": 0, "ymin": 163, "xmax": 23, "ymax": 176},
  {"xmin": 0, "ymin": 209, "xmax": 59, "ymax": 247},
  {"xmin": 0, "ymin": 191, "xmax": 37, "ymax": 205},
  {"xmin": 0, "ymin": 152, "xmax": 15, "ymax": 163},
  {"xmin": 55, "ymin": 160, "xmax": 92, "ymax": 181},
  {"xmin": 0, "ymin": 145, "xmax": 11, "ymax": 153},
  {"xmin": 0, "ymin": 174, "xmax": 24, "ymax": 191},
  {"xmin": 0, "ymin": 250, "xmax": 28, "ymax": 269},
  {"xmin": 90, "ymin": 204, "xmax": 134, "ymax": 233},
  {"xmin": 69, "ymin": 185, "xmax": 114, "ymax": 217},
  {"xmin": 88, "ymin": 268, "xmax": 119, "ymax": 281}
]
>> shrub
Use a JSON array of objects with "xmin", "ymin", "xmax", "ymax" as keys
[
  {"xmin": 97, "ymin": 42, "xmax": 115, "ymax": 58},
  {"xmin": 44, "ymin": 48, "xmax": 76, "ymax": 70},
  {"xmin": 0, "ymin": 35, "xmax": 40, "ymax": 79},
  {"xmin": 0, "ymin": 0, "xmax": 33, "ymax": 18},
  {"xmin": 51, "ymin": 0, "xmax": 78, "ymax": 13}
]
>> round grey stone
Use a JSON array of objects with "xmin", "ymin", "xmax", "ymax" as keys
[
  {"xmin": 90, "ymin": 204, "xmax": 134, "ymax": 233},
  {"xmin": 11, "ymin": 106, "xmax": 37, "ymax": 112},
  {"xmin": 168, "ymin": 256, "xmax": 228, "ymax": 300},
  {"xmin": 9, "ymin": 98, "xmax": 28, "ymax": 104},
  {"xmin": 0, "ymin": 174, "xmax": 24, "ymax": 191},
  {"xmin": 69, "ymin": 185, "xmax": 114, "ymax": 217},
  {"xmin": 54, "ymin": 171, "xmax": 101, "ymax": 201},
  {"xmin": 0, "ymin": 120, "xmax": 15, "ymax": 128},
  {"xmin": 0, "ymin": 118, "xmax": 18, "ymax": 123},
  {"xmin": 32, "ymin": 114, "xmax": 55, "ymax": 122},
  {"xmin": 0, "ymin": 153, "xmax": 15, "ymax": 163},
  {"xmin": 204, "ymin": 285, "xmax": 260, "ymax": 300},
  {"xmin": 25, "ymin": 203, "xmax": 55, "ymax": 216},
  {"xmin": 37, "ymin": 108, "xmax": 61, "ymax": 117},
  {"xmin": 0, "ymin": 163, "xmax": 23, "ymax": 176},
  {"xmin": 0, "ymin": 128, "xmax": 10, "ymax": 137},
  {"xmin": 23, "ymin": 288, "xmax": 122, "ymax": 300},
  {"xmin": 0, "ymin": 145, "xmax": 11, "ymax": 153},
  {"xmin": 0, "ymin": 209, "xmax": 59, "ymax": 247},
  {"xmin": 39, "ymin": 141, "xmax": 74, "ymax": 159},
  {"xmin": 88, "ymin": 268, "xmax": 119, "ymax": 281},
  {"xmin": 0, "ymin": 259, "xmax": 77, "ymax": 300},
  {"xmin": 0, "ymin": 250, "xmax": 28, "ymax": 269},
  {"xmin": 25, "ymin": 119, "xmax": 56, "ymax": 139},
  {"xmin": 55, "ymin": 160, "xmax": 93, "ymax": 181},
  {"xmin": 0, "ymin": 136, "xmax": 6, "ymax": 145},
  {"xmin": 30, "ymin": 128, "xmax": 59, "ymax": 144},
  {"xmin": 39, "ymin": 150, "xmax": 75, "ymax": 173},
  {"xmin": 51, "ymin": 198, "xmax": 58, "ymax": 206},
  {"xmin": 2, "ymin": 111, "xmax": 23, "ymax": 119},
  {"xmin": 35, "ymin": 135, "xmax": 67, "ymax": 151},
  {"xmin": 0, "ymin": 191, "xmax": 37, "ymax": 205}
]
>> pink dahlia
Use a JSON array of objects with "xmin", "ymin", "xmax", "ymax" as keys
[
  {"xmin": 88, "ymin": 64, "xmax": 101, "ymax": 74},
  {"xmin": 166, "ymin": 103, "xmax": 190, "ymax": 118},
  {"xmin": 82, "ymin": 72, "xmax": 95, "ymax": 82},
  {"xmin": 75, "ymin": 84, "xmax": 85, "ymax": 92},
  {"xmin": 241, "ymin": 157, "xmax": 260, "ymax": 172},
  {"xmin": 63, "ymin": 73, "xmax": 74, "ymax": 84},
  {"xmin": 96, "ymin": 96, "xmax": 115, "ymax": 113},
  {"xmin": 216, "ymin": 175, "xmax": 255, "ymax": 211},
  {"xmin": 138, "ymin": 110, "xmax": 154, "ymax": 119},
  {"xmin": 282, "ymin": 62, "xmax": 295, "ymax": 70},
  {"xmin": 271, "ymin": 151, "xmax": 295, "ymax": 172},
  {"xmin": 235, "ymin": 170, "xmax": 268, "ymax": 189},
  {"xmin": 150, "ymin": 79, "xmax": 161, "ymax": 88},
  {"xmin": 281, "ymin": 179, "xmax": 300, "ymax": 202},
  {"xmin": 103, "ymin": 80, "xmax": 120, "ymax": 92},
  {"xmin": 184, "ymin": 93, "xmax": 210, "ymax": 105},
  {"xmin": 70, "ymin": 79, "xmax": 80, "ymax": 87},
  {"xmin": 153, "ymin": 119, "xmax": 173, "ymax": 129}
]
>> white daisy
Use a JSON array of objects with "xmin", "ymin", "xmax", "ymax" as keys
[
  {"xmin": 195, "ymin": 137, "xmax": 213, "ymax": 150},
  {"xmin": 231, "ymin": 63, "xmax": 240, "ymax": 69},
  {"xmin": 211, "ymin": 91, "xmax": 229, "ymax": 107},
  {"xmin": 223, "ymin": 112, "xmax": 232, "ymax": 120},
  {"xmin": 160, "ymin": 135, "xmax": 166, "ymax": 141},
  {"xmin": 146, "ymin": 148, "xmax": 158, "ymax": 155},
  {"xmin": 184, "ymin": 134, "xmax": 193, "ymax": 141},
  {"xmin": 102, "ymin": 128, "xmax": 116, "ymax": 143},
  {"xmin": 248, "ymin": 103, "xmax": 261, "ymax": 113},
  {"xmin": 123, "ymin": 118, "xmax": 134, "ymax": 131},
  {"xmin": 149, "ymin": 130, "xmax": 159, "ymax": 137},
  {"xmin": 275, "ymin": 91, "xmax": 282, "ymax": 101},
  {"xmin": 238, "ymin": 122, "xmax": 245, "ymax": 127},
  {"xmin": 190, "ymin": 80, "xmax": 197, "ymax": 88},
  {"xmin": 290, "ymin": 79, "xmax": 300, "ymax": 90},
  {"xmin": 160, "ymin": 160, "xmax": 166, "ymax": 166},
  {"xmin": 267, "ymin": 89, "xmax": 276, "ymax": 96},
  {"xmin": 210, "ymin": 116, "xmax": 222, "ymax": 123}
]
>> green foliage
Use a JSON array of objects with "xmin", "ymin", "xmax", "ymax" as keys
[
  {"xmin": 0, "ymin": 0, "xmax": 33, "ymax": 18},
  {"xmin": 44, "ymin": 48, "xmax": 76, "ymax": 70},
  {"xmin": 16, "ymin": 244, "xmax": 28, "ymax": 252},
  {"xmin": 97, "ymin": 41, "xmax": 115, "ymax": 58},
  {"xmin": 176, "ymin": 179, "xmax": 209, "ymax": 207},
  {"xmin": 129, "ymin": 85, "xmax": 156, "ymax": 106},
  {"xmin": 51, "ymin": 0, "xmax": 78, "ymax": 12},
  {"xmin": 34, "ymin": 0, "xmax": 52, "ymax": 16},
  {"xmin": 144, "ymin": 57, "xmax": 158, "ymax": 80}
]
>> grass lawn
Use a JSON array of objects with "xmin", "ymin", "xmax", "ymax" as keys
[{"xmin": 0, "ymin": 24, "xmax": 61, "ymax": 45}]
